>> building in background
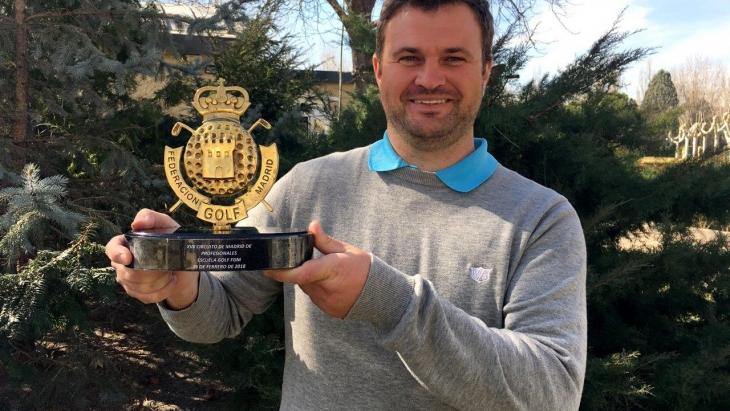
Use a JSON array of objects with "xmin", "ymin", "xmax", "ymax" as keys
[
  {"xmin": 308, "ymin": 70, "xmax": 355, "ymax": 133},
  {"xmin": 136, "ymin": 3, "xmax": 355, "ymax": 134}
]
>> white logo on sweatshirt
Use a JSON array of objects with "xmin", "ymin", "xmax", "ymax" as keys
[{"xmin": 468, "ymin": 266, "xmax": 492, "ymax": 283}]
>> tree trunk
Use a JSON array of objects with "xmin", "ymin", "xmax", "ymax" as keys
[
  {"xmin": 349, "ymin": 37, "xmax": 373, "ymax": 93},
  {"xmin": 346, "ymin": 0, "xmax": 376, "ymax": 93},
  {"xmin": 12, "ymin": 0, "xmax": 29, "ymax": 143}
]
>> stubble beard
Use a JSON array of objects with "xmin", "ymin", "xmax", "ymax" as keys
[{"xmin": 386, "ymin": 95, "xmax": 479, "ymax": 153}]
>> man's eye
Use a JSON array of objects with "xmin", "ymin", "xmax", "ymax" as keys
[
  {"xmin": 444, "ymin": 56, "xmax": 466, "ymax": 64},
  {"xmin": 398, "ymin": 56, "xmax": 420, "ymax": 64}
]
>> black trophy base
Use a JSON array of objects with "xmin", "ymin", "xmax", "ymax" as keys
[{"xmin": 125, "ymin": 227, "xmax": 314, "ymax": 271}]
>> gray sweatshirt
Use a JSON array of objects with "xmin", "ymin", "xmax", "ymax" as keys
[{"xmin": 159, "ymin": 146, "xmax": 587, "ymax": 410}]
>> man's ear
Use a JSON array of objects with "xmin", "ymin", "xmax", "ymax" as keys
[
  {"xmin": 481, "ymin": 61, "xmax": 493, "ymax": 94},
  {"xmin": 373, "ymin": 53, "xmax": 383, "ymax": 88}
]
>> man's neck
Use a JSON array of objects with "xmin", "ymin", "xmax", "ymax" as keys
[{"xmin": 387, "ymin": 129, "xmax": 476, "ymax": 172}]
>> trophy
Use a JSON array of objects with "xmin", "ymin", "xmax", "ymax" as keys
[{"xmin": 125, "ymin": 80, "xmax": 313, "ymax": 271}]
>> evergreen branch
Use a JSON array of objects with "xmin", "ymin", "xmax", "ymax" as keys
[
  {"xmin": 0, "ymin": 221, "xmax": 116, "ymax": 345},
  {"xmin": 21, "ymin": 163, "xmax": 41, "ymax": 187},
  {"xmin": 39, "ymin": 21, "xmax": 162, "ymax": 83},
  {"xmin": 0, "ymin": 187, "xmax": 24, "ymax": 203},
  {"xmin": 0, "ymin": 211, "xmax": 43, "ymax": 268},
  {"xmin": 36, "ymin": 176, "xmax": 69, "ymax": 199},
  {"xmin": 42, "ymin": 204, "xmax": 85, "ymax": 237},
  {"xmin": 523, "ymin": 21, "xmax": 652, "ymax": 123},
  {"xmin": 0, "ymin": 246, "xmax": 74, "ymax": 342},
  {"xmin": 582, "ymin": 199, "xmax": 634, "ymax": 232},
  {"xmin": 160, "ymin": 58, "xmax": 210, "ymax": 75},
  {"xmin": 182, "ymin": 0, "xmax": 255, "ymax": 34},
  {"xmin": 587, "ymin": 258, "xmax": 654, "ymax": 296},
  {"xmin": 0, "ymin": 163, "xmax": 87, "ymax": 271}
]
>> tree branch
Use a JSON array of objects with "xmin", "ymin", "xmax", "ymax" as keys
[{"xmin": 324, "ymin": 0, "xmax": 348, "ymax": 21}]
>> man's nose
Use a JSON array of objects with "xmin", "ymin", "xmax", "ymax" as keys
[{"xmin": 414, "ymin": 60, "xmax": 446, "ymax": 90}]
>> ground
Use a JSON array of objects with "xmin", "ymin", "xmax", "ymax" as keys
[{"xmin": 0, "ymin": 295, "xmax": 284, "ymax": 410}]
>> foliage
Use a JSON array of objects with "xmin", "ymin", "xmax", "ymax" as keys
[
  {"xmin": 0, "ymin": 163, "xmax": 85, "ymax": 271},
  {"xmin": 641, "ymin": 70, "xmax": 679, "ymax": 114},
  {"xmin": 342, "ymin": 11, "xmax": 376, "ymax": 59},
  {"xmin": 0, "ymin": 0, "xmax": 189, "ymax": 238},
  {"xmin": 327, "ymin": 84, "xmax": 385, "ymax": 151},
  {"xmin": 582, "ymin": 350, "xmax": 668, "ymax": 410},
  {"xmin": 0, "ymin": 222, "xmax": 118, "ymax": 408},
  {"xmin": 341, "ymin": 11, "xmax": 377, "ymax": 84},
  {"xmin": 182, "ymin": 0, "xmax": 256, "ymax": 34},
  {"xmin": 639, "ymin": 70, "xmax": 681, "ymax": 153},
  {"xmin": 585, "ymin": 225, "xmax": 730, "ymax": 410},
  {"xmin": 0, "ymin": 0, "xmax": 177, "ymax": 135},
  {"xmin": 214, "ymin": 16, "xmax": 315, "ymax": 122},
  {"xmin": 0, "ymin": 2, "xmax": 288, "ymax": 409},
  {"xmin": 0, "ymin": 223, "xmax": 116, "ymax": 348}
]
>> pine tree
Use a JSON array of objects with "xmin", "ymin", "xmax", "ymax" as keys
[
  {"xmin": 641, "ymin": 69, "xmax": 679, "ymax": 114},
  {"xmin": 0, "ymin": 163, "xmax": 85, "ymax": 271},
  {"xmin": 214, "ymin": 15, "xmax": 315, "ymax": 123},
  {"xmin": 640, "ymin": 70, "xmax": 681, "ymax": 154}
]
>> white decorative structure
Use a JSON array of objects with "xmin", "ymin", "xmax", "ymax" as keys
[{"xmin": 668, "ymin": 111, "xmax": 730, "ymax": 159}]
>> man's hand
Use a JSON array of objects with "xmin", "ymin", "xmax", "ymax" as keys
[
  {"xmin": 265, "ymin": 221, "xmax": 371, "ymax": 318},
  {"xmin": 105, "ymin": 209, "xmax": 200, "ymax": 309}
]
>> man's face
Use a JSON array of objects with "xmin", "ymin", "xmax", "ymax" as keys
[{"xmin": 374, "ymin": 3, "xmax": 492, "ymax": 152}]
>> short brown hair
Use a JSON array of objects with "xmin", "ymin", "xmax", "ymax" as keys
[{"xmin": 376, "ymin": 0, "xmax": 495, "ymax": 64}]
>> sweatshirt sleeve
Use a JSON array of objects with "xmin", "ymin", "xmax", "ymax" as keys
[
  {"xmin": 346, "ymin": 200, "xmax": 587, "ymax": 411},
  {"xmin": 158, "ymin": 269, "xmax": 282, "ymax": 343}
]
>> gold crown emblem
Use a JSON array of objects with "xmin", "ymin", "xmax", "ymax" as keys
[{"xmin": 192, "ymin": 79, "xmax": 251, "ymax": 121}]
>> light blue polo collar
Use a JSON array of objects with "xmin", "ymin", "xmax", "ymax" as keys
[{"xmin": 368, "ymin": 132, "xmax": 498, "ymax": 192}]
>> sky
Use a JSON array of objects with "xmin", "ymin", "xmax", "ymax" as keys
[
  {"xmin": 283, "ymin": 0, "xmax": 730, "ymax": 100},
  {"xmin": 516, "ymin": 0, "xmax": 730, "ymax": 99}
]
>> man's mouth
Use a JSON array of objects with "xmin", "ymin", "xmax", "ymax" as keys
[
  {"xmin": 412, "ymin": 99, "xmax": 449, "ymax": 105},
  {"xmin": 408, "ymin": 95, "xmax": 456, "ymax": 105}
]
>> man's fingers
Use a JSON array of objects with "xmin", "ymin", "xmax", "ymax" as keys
[
  {"xmin": 131, "ymin": 208, "xmax": 180, "ymax": 231},
  {"xmin": 309, "ymin": 220, "xmax": 348, "ymax": 255},
  {"xmin": 267, "ymin": 223, "xmax": 368, "ymax": 286},
  {"xmin": 122, "ymin": 273, "xmax": 178, "ymax": 304},
  {"xmin": 114, "ymin": 265, "xmax": 176, "ymax": 302},
  {"xmin": 106, "ymin": 235, "xmax": 132, "ymax": 265},
  {"xmin": 115, "ymin": 264, "xmax": 166, "ymax": 285},
  {"xmin": 266, "ymin": 255, "xmax": 336, "ymax": 284}
]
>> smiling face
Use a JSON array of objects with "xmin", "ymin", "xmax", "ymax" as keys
[{"xmin": 374, "ymin": 3, "xmax": 492, "ymax": 153}]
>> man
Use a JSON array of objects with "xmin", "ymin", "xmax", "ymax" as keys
[{"xmin": 106, "ymin": 1, "xmax": 587, "ymax": 409}]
